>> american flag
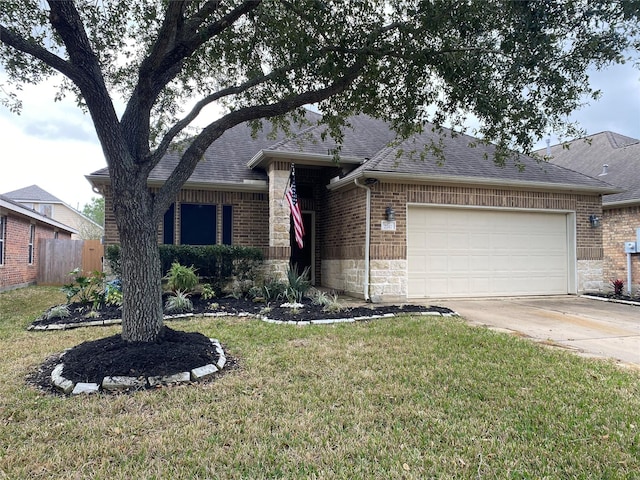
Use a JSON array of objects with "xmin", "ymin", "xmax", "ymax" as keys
[{"xmin": 285, "ymin": 164, "xmax": 305, "ymax": 249}]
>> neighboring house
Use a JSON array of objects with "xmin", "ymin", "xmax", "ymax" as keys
[
  {"xmin": 87, "ymin": 113, "xmax": 619, "ymax": 301},
  {"xmin": 2, "ymin": 185, "xmax": 104, "ymax": 240},
  {"xmin": 0, "ymin": 194, "xmax": 77, "ymax": 291},
  {"xmin": 539, "ymin": 132, "xmax": 640, "ymax": 294}
]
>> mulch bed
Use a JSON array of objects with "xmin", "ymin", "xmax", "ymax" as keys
[
  {"xmin": 583, "ymin": 292, "xmax": 640, "ymax": 304},
  {"xmin": 30, "ymin": 295, "xmax": 454, "ymax": 328},
  {"xmin": 26, "ymin": 295, "xmax": 454, "ymax": 396}
]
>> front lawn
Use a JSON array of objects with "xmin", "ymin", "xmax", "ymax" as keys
[{"xmin": 1, "ymin": 286, "xmax": 639, "ymax": 479}]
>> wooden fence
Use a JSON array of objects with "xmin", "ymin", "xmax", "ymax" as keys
[{"xmin": 37, "ymin": 239, "xmax": 104, "ymax": 285}]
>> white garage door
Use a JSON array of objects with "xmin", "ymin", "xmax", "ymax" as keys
[{"xmin": 407, "ymin": 207, "xmax": 570, "ymax": 298}]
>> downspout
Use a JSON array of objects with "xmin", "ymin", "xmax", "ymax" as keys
[{"xmin": 354, "ymin": 178, "xmax": 371, "ymax": 301}]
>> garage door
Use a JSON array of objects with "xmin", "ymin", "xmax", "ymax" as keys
[{"xmin": 407, "ymin": 207, "xmax": 570, "ymax": 298}]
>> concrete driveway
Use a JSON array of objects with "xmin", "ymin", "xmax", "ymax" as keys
[{"xmin": 440, "ymin": 296, "xmax": 640, "ymax": 368}]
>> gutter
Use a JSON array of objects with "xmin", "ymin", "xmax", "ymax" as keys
[
  {"xmin": 354, "ymin": 178, "xmax": 371, "ymax": 302},
  {"xmin": 247, "ymin": 149, "xmax": 364, "ymax": 169},
  {"xmin": 328, "ymin": 171, "xmax": 623, "ymax": 195}
]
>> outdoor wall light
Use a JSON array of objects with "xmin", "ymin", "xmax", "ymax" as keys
[
  {"xmin": 589, "ymin": 214, "xmax": 601, "ymax": 228},
  {"xmin": 385, "ymin": 206, "xmax": 396, "ymax": 221}
]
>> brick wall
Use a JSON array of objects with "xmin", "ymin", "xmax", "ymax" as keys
[
  {"xmin": 0, "ymin": 214, "xmax": 69, "ymax": 291},
  {"xmin": 603, "ymin": 206, "xmax": 640, "ymax": 294},
  {"xmin": 323, "ymin": 181, "xmax": 604, "ymax": 299},
  {"xmin": 102, "ymin": 185, "xmax": 269, "ymax": 250}
]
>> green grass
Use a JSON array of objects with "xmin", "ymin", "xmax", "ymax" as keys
[{"xmin": 1, "ymin": 286, "xmax": 639, "ymax": 479}]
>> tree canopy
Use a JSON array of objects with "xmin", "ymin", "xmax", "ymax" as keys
[{"xmin": 1, "ymin": 0, "xmax": 638, "ymax": 342}]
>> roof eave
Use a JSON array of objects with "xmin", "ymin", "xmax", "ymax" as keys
[
  {"xmin": 327, "ymin": 171, "xmax": 622, "ymax": 195},
  {"xmin": 87, "ymin": 175, "xmax": 269, "ymax": 193},
  {"xmin": 0, "ymin": 198, "xmax": 78, "ymax": 233},
  {"xmin": 603, "ymin": 198, "xmax": 640, "ymax": 209},
  {"xmin": 247, "ymin": 149, "xmax": 364, "ymax": 169}
]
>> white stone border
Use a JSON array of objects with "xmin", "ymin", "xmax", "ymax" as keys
[
  {"xmin": 255, "ymin": 310, "xmax": 457, "ymax": 326},
  {"xmin": 581, "ymin": 294, "xmax": 640, "ymax": 307},
  {"xmin": 51, "ymin": 338, "xmax": 227, "ymax": 396},
  {"xmin": 30, "ymin": 308, "xmax": 458, "ymax": 331}
]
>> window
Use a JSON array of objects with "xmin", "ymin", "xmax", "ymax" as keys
[
  {"xmin": 180, "ymin": 204, "xmax": 216, "ymax": 245},
  {"xmin": 0, "ymin": 216, "xmax": 6, "ymax": 266},
  {"xmin": 39, "ymin": 204, "xmax": 53, "ymax": 217},
  {"xmin": 28, "ymin": 224, "xmax": 35, "ymax": 264},
  {"xmin": 163, "ymin": 203, "xmax": 175, "ymax": 244},
  {"xmin": 222, "ymin": 205, "xmax": 233, "ymax": 245}
]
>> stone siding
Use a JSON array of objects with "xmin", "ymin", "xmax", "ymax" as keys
[{"xmin": 577, "ymin": 260, "xmax": 604, "ymax": 293}]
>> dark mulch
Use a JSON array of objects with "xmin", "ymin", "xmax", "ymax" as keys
[
  {"xmin": 30, "ymin": 295, "xmax": 453, "ymax": 328},
  {"xmin": 27, "ymin": 295, "xmax": 453, "ymax": 396},
  {"xmin": 583, "ymin": 292, "xmax": 640, "ymax": 304}
]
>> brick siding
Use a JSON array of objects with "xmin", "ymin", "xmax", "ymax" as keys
[
  {"xmin": 0, "ymin": 214, "xmax": 70, "ymax": 291},
  {"xmin": 102, "ymin": 185, "xmax": 269, "ymax": 251},
  {"xmin": 603, "ymin": 206, "xmax": 640, "ymax": 294}
]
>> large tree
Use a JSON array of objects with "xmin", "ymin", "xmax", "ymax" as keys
[{"xmin": 1, "ymin": 1, "xmax": 637, "ymax": 342}]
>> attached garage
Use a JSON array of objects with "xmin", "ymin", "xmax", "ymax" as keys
[{"xmin": 407, "ymin": 206, "xmax": 576, "ymax": 298}]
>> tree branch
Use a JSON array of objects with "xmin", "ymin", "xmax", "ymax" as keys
[
  {"xmin": 121, "ymin": 0, "xmax": 263, "ymax": 159},
  {"xmin": 152, "ymin": 58, "xmax": 366, "ymax": 219},
  {"xmin": 0, "ymin": 24, "xmax": 78, "ymax": 81}
]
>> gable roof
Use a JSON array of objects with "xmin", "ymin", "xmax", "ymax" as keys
[
  {"xmin": 328, "ymin": 120, "xmax": 620, "ymax": 194},
  {"xmin": 3, "ymin": 185, "xmax": 64, "ymax": 203},
  {"xmin": 535, "ymin": 132, "xmax": 640, "ymax": 206},
  {"xmin": 87, "ymin": 112, "xmax": 620, "ymax": 195},
  {"xmin": 0, "ymin": 194, "xmax": 78, "ymax": 234},
  {"xmin": 88, "ymin": 111, "xmax": 324, "ymax": 189}
]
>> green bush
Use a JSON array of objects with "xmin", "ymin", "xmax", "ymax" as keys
[
  {"xmin": 105, "ymin": 244, "xmax": 122, "ymax": 277},
  {"xmin": 165, "ymin": 262, "xmax": 198, "ymax": 293},
  {"xmin": 62, "ymin": 268, "xmax": 106, "ymax": 308},
  {"xmin": 105, "ymin": 244, "xmax": 264, "ymax": 291}
]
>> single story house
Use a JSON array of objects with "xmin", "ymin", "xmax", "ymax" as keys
[
  {"xmin": 2, "ymin": 185, "xmax": 104, "ymax": 240},
  {"xmin": 0, "ymin": 194, "xmax": 77, "ymax": 291},
  {"xmin": 539, "ymin": 132, "xmax": 640, "ymax": 294},
  {"xmin": 88, "ymin": 113, "xmax": 620, "ymax": 301}
]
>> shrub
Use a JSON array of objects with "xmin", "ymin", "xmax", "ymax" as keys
[
  {"xmin": 165, "ymin": 262, "xmax": 198, "ymax": 293},
  {"xmin": 62, "ymin": 268, "xmax": 106, "ymax": 308},
  {"xmin": 105, "ymin": 244, "xmax": 122, "ymax": 277},
  {"xmin": 200, "ymin": 283, "xmax": 216, "ymax": 300},
  {"xmin": 260, "ymin": 276, "xmax": 288, "ymax": 302},
  {"xmin": 104, "ymin": 279, "xmax": 123, "ymax": 306},
  {"xmin": 46, "ymin": 305, "xmax": 70, "ymax": 320},
  {"xmin": 286, "ymin": 263, "xmax": 311, "ymax": 303},
  {"xmin": 164, "ymin": 290, "xmax": 193, "ymax": 314},
  {"xmin": 611, "ymin": 279, "xmax": 624, "ymax": 296},
  {"xmin": 102, "ymin": 244, "xmax": 264, "ymax": 292}
]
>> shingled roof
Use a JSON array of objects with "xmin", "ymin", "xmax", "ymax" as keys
[
  {"xmin": 328, "ymin": 118, "xmax": 620, "ymax": 193},
  {"xmin": 0, "ymin": 194, "xmax": 77, "ymax": 233},
  {"xmin": 88, "ymin": 111, "xmax": 620, "ymax": 195},
  {"xmin": 2, "ymin": 185, "xmax": 64, "ymax": 203},
  {"xmin": 537, "ymin": 132, "xmax": 640, "ymax": 206}
]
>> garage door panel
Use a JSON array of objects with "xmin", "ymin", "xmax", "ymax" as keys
[{"xmin": 408, "ymin": 207, "xmax": 570, "ymax": 298}]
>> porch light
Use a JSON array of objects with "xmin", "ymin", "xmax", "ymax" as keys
[
  {"xmin": 589, "ymin": 214, "xmax": 601, "ymax": 228},
  {"xmin": 385, "ymin": 206, "xmax": 396, "ymax": 221}
]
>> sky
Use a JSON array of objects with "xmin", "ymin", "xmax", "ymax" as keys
[{"xmin": 1, "ymin": 61, "xmax": 639, "ymax": 211}]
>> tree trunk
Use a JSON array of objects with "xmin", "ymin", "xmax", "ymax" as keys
[{"xmin": 116, "ymin": 183, "xmax": 165, "ymax": 343}]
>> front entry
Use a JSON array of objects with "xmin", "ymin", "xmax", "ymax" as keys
[{"xmin": 290, "ymin": 212, "xmax": 314, "ymax": 284}]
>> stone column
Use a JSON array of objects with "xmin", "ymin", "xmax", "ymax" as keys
[{"xmin": 266, "ymin": 162, "xmax": 292, "ymax": 280}]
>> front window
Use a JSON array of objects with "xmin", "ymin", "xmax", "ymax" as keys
[
  {"xmin": 0, "ymin": 215, "xmax": 6, "ymax": 266},
  {"xmin": 28, "ymin": 224, "xmax": 35, "ymax": 264},
  {"xmin": 180, "ymin": 204, "xmax": 216, "ymax": 245},
  {"xmin": 222, "ymin": 205, "xmax": 233, "ymax": 245}
]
